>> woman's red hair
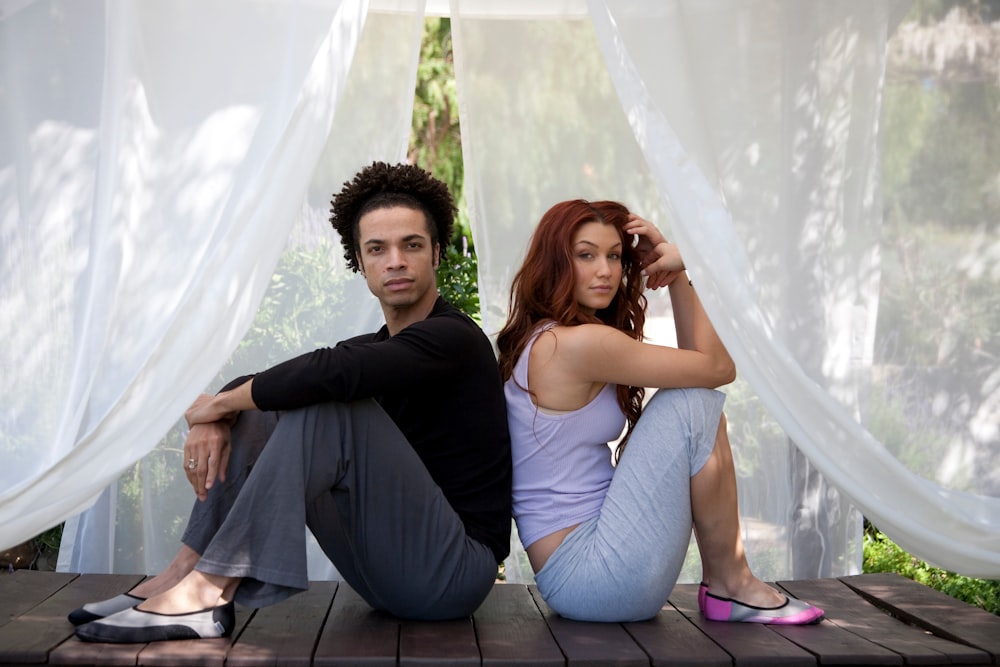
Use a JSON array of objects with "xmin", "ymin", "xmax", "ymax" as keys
[{"xmin": 496, "ymin": 199, "xmax": 647, "ymax": 460}]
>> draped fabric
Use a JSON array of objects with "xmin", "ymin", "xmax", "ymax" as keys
[
  {"xmin": 2, "ymin": 0, "xmax": 998, "ymax": 580},
  {"xmin": 0, "ymin": 0, "xmax": 425, "ymax": 575}
]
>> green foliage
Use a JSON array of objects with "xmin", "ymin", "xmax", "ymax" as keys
[
  {"xmin": 884, "ymin": 81, "xmax": 1000, "ymax": 229},
  {"xmin": 437, "ymin": 240, "xmax": 480, "ymax": 321},
  {"xmin": 864, "ymin": 523, "xmax": 1000, "ymax": 614},
  {"xmin": 866, "ymin": 379, "xmax": 957, "ymax": 484},
  {"xmin": 33, "ymin": 523, "xmax": 63, "ymax": 553},
  {"xmin": 409, "ymin": 18, "xmax": 479, "ymax": 322},
  {"xmin": 409, "ymin": 18, "xmax": 471, "ymax": 247},
  {"xmin": 875, "ymin": 7, "xmax": 1000, "ymax": 499},
  {"xmin": 225, "ymin": 241, "xmax": 350, "ymax": 373}
]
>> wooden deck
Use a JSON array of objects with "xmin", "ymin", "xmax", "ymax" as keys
[{"xmin": 1, "ymin": 570, "xmax": 998, "ymax": 666}]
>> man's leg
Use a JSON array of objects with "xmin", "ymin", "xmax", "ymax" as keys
[
  {"xmin": 295, "ymin": 400, "xmax": 497, "ymax": 620},
  {"xmin": 165, "ymin": 399, "xmax": 493, "ymax": 616},
  {"xmin": 135, "ymin": 409, "xmax": 280, "ymax": 598},
  {"xmin": 79, "ymin": 398, "xmax": 495, "ymax": 637},
  {"xmin": 68, "ymin": 410, "xmax": 278, "ymax": 626}
]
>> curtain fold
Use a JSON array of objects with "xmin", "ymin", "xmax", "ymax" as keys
[
  {"xmin": 55, "ymin": 1, "xmax": 427, "ymax": 576},
  {"xmin": 586, "ymin": 0, "xmax": 1000, "ymax": 577},
  {"xmin": 1, "ymin": 0, "xmax": 370, "ymax": 555}
]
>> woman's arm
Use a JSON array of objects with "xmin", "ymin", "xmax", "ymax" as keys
[
  {"xmin": 569, "ymin": 214, "xmax": 735, "ymax": 389},
  {"xmin": 556, "ymin": 323, "xmax": 734, "ymax": 390},
  {"xmin": 667, "ymin": 274, "xmax": 735, "ymax": 382}
]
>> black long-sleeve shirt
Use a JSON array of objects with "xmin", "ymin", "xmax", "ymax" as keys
[{"xmin": 234, "ymin": 297, "xmax": 512, "ymax": 563}]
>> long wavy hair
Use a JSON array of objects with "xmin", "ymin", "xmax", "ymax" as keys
[{"xmin": 496, "ymin": 199, "xmax": 647, "ymax": 461}]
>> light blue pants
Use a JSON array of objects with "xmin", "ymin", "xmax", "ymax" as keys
[{"xmin": 533, "ymin": 387, "xmax": 725, "ymax": 621}]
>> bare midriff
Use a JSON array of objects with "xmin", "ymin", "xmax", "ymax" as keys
[{"xmin": 525, "ymin": 523, "xmax": 581, "ymax": 573}]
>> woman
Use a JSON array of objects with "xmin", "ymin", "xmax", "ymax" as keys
[{"xmin": 496, "ymin": 199, "xmax": 824, "ymax": 624}]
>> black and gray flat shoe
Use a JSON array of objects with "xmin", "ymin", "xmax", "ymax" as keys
[
  {"xmin": 68, "ymin": 593, "xmax": 146, "ymax": 626},
  {"xmin": 74, "ymin": 601, "xmax": 235, "ymax": 643}
]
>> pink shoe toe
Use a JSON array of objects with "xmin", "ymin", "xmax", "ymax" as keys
[{"xmin": 701, "ymin": 590, "xmax": 824, "ymax": 625}]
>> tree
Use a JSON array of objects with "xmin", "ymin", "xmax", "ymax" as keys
[{"xmin": 408, "ymin": 18, "xmax": 480, "ymax": 320}]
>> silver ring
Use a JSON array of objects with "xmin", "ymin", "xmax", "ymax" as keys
[{"xmin": 187, "ymin": 458, "xmax": 197, "ymax": 470}]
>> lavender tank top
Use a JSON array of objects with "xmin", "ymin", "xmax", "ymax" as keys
[{"xmin": 506, "ymin": 323, "xmax": 627, "ymax": 549}]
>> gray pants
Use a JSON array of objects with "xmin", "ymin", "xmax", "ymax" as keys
[{"xmin": 181, "ymin": 399, "xmax": 497, "ymax": 620}]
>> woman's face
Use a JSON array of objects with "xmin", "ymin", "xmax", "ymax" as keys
[{"xmin": 571, "ymin": 221, "xmax": 623, "ymax": 315}]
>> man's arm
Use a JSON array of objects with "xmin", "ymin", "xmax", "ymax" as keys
[
  {"xmin": 186, "ymin": 379, "xmax": 257, "ymax": 427},
  {"xmin": 249, "ymin": 313, "xmax": 470, "ymax": 411}
]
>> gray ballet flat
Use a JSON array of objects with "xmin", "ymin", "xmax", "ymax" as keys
[
  {"xmin": 68, "ymin": 593, "xmax": 146, "ymax": 626},
  {"xmin": 75, "ymin": 601, "xmax": 235, "ymax": 643}
]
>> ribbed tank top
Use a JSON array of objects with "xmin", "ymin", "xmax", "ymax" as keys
[{"xmin": 506, "ymin": 323, "xmax": 627, "ymax": 549}]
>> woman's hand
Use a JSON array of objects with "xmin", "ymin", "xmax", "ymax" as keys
[{"xmin": 623, "ymin": 214, "xmax": 685, "ymax": 290}]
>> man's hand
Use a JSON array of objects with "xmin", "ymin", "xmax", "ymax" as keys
[
  {"xmin": 183, "ymin": 421, "xmax": 232, "ymax": 502},
  {"xmin": 181, "ymin": 384, "xmax": 255, "ymax": 500},
  {"xmin": 185, "ymin": 392, "xmax": 235, "ymax": 428}
]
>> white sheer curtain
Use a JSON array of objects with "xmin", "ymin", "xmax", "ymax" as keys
[
  {"xmin": 55, "ymin": 2, "xmax": 427, "ymax": 577},
  {"xmin": 3, "ymin": 0, "xmax": 998, "ymax": 581},
  {"xmin": 454, "ymin": 0, "xmax": 1000, "ymax": 580},
  {"xmin": 585, "ymin": 0, "xmax": 1000, "ymax": 577},
  {"xmin": 0, "ymin": 0, "xmax": 425, "ymax": 572}
]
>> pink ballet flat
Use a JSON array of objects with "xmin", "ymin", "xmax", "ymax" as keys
[
  {"xmin": 698, "ymin": 581, "xmax": 708, "ymax": 611},
  {"xmin": 700, "ymin": 589, "xmax": 824, "ymax": 625}
]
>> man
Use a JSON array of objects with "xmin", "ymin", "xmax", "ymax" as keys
[{"xmin": 70, "ymin": 162, "xmax": 512, "ymax": 643}]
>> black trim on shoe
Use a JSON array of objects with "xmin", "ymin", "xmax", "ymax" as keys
[{"xmin": 75, "ymin": 601, "xmax": 235, "ymax": 643}]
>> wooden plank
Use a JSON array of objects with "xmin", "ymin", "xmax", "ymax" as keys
[
  {"xmin": 667, "ymin": 583, "xmax": 816, "ymax": 666},
  {"xmin": 841, "ymin": 572, "xmax": 1000, "ymax": 662},
  {"xmin": 527, "ymin": 585, "xmax": 647, "ymax": 667},
  {"xmin": 623, "ymin": 590, "xmax": 731, "ymax": 667},
  {"xmin": 0, "ymin": 571, "xmax": 78, "ymax": 630},
  {"xmin": 226, "ymin": 581, "xmax": 337, "ymax": 667},
  {"xmin": 135, "ymin": 606, "xmax": 252, "ymax": 667},
  {"xmin": 473, "ymin": 583, "xmax": 564, "ymax": 667},
  {"xmin": 312, "ymin": 584, "xmax": 398, "ymax": 667},
  {"xmin": 399, "ymin": 615, "xmax": 479, "ymax": 667},
  {"xmin": 779, "ymin": 577, "xmax": 988, "ymax": 665},
  {"xmin": 1, "ymin": 573, "xmax": 996, "ymax": 667},
  {"xmin": 51, "ymin": 636, "xmax": 148, "ymax": 667},
  {"xmin": 765, "ymin": 580, "xmax": 903, "ymax": 666},
  {"xmin": 0, "ymin": 573, "xmax": 144, "ymax": 666}
]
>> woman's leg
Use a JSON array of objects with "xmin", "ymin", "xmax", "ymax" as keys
[
  {"xmin": 535, "ymin": 388, "xmax": 821, "ymax": 624},
  {"xmin": 691, "ymin": 414, "xmax": 824, "ymax": 623},
  {"xmin": 535, "ymin": 388, "xmax": 725, "ymax": 621},
  {"xmin": 690, "ymin": 413, "xmax": 783, "ymax": 606}
]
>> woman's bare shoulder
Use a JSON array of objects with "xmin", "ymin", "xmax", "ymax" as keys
[{"xmin": 541, "ymin": 323, "xmax": 635, "ymax": 360}]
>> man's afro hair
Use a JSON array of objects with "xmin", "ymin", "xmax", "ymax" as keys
[{"xmin": 330, "ymin": 161, "xmax": 457, "ymax": 273}]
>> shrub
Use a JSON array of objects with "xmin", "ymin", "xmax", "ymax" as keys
[{"xmin": 864, "ymin": 521, "xmax": 1000, "ymax": 614}]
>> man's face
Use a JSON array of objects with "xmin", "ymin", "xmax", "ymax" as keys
[{"xmin": 356, "ymin": 205, "xmax": 439, "ymax": 312}]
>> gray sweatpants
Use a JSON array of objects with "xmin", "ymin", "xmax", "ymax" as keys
[
  {"xmin": 533, "ymin": 387, "xmax": 725, "ymax": 621},
  {"xmin": 181, "ymin": 399, "xmax": 497, "ymax": 620}
]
